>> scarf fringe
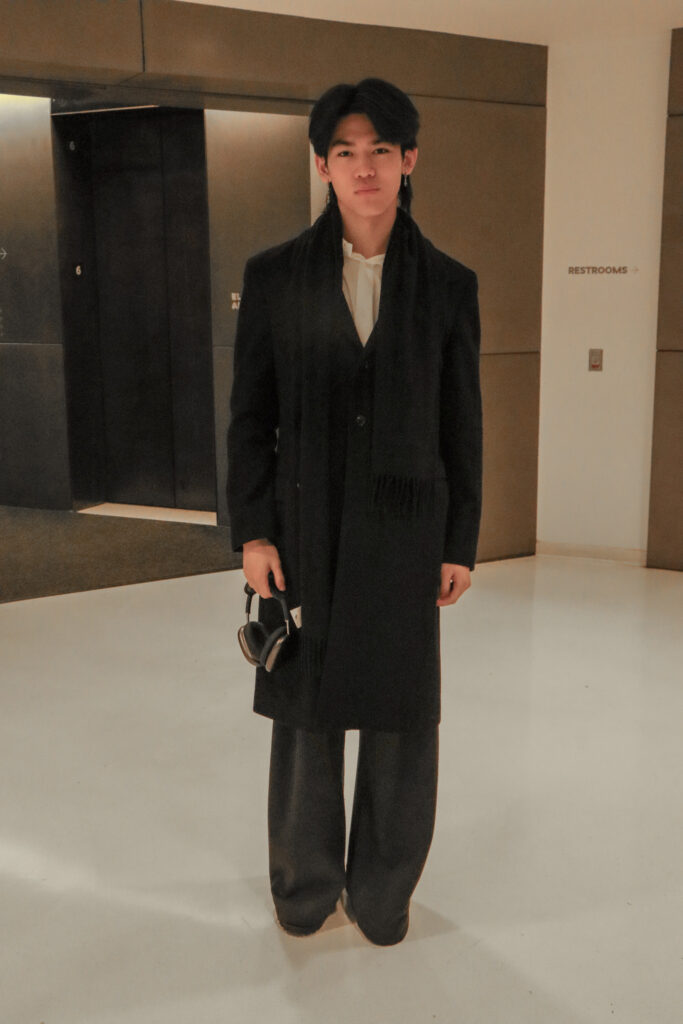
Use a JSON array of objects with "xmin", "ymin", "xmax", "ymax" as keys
[{"xmin": 370, "ymin": 473, "xmax": 438, "ymax": 518}]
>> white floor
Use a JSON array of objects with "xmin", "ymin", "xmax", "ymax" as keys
[
  {"xmin": 1, "ymin": 554, "xmax": 681, "ymax": 1024},
  {"xmin": 78, "ymin": 503, "xmax": 217, "ymax": 526}
]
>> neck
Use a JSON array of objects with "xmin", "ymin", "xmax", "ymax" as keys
[{"xmin": 337, "ymin": 202, "xmax": 398, "ymax": 258}]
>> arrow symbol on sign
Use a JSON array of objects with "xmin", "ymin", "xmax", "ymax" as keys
[{"xmin": 0, "ymin": 248, "xmax": 7, "ymax": 260}]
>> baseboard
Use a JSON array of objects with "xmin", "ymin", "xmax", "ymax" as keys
[{"xmin": 535, "ymin": 541, "xmax": 646, "ymax": 566}]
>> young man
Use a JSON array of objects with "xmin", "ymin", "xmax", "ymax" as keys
[{"xmin": 227, "ymin": 79, "xmax": 482, "ymax": 945}]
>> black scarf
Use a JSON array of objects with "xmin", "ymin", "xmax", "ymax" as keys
[{"xmin": 292, "ymin": 202, "xmax": 447, "ymax": 680}]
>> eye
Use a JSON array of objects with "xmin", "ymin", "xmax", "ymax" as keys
[{"xmin": 374, "ymin": 147, "xmax": 390, "ymax": 154}]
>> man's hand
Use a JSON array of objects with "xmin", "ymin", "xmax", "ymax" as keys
[
  {"xmin": 243, "ymin": 538, "xmax": 285, "ymax": 598},
  {"xmin": 436, "ymin": 563, "xmax": 471, "ymax": 606}
]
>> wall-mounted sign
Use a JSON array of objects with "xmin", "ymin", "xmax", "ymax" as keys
[{"xmin": 568, "ymin": 266, "xmax": 639, "ymax": 274}]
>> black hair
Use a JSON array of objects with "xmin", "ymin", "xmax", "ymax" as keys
[{"xmin": 309, "ymin": 78, "xmax": 420, "ymax": 215}]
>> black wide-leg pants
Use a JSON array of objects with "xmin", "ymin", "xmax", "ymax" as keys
[{"xmin": 267, "ymin": 721, "xmax": 439, "ymax": 945}]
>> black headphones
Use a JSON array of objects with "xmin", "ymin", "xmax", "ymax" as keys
[{"xmin": 237, "ymin": 574, "xmax": 293, "ymax": 672}]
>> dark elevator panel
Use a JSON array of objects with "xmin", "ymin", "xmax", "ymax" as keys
[
  {"xmin": 53, "ymin": 106, "xmax": 215, "ymax": 511},
  {"xmin": 91, "ymin": 108, "xmax": 175, "ymax": 507}
]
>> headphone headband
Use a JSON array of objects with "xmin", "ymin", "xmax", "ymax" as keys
[{"xmin": 244, "ymin": 574, "xmax": 292, "ymax": 634}]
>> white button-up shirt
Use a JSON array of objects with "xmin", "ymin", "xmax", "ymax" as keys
[{"xmin": 341, "ymin": 238, "xmax": 385, "ymax": 346}]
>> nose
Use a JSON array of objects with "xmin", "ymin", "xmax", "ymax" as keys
[{"xmin": 355, "ymin": 157, "xmax": 375, "ymax": 179}]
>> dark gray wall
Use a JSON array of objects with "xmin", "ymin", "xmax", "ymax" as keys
[
  {"xmin": 0, "ymin": 96, "xmax": 72, "ymax": 509},
  {"xmin": 53, "ymin": 105, "xmax": 216, "ymax": 513},
  {"xmin": 647, "ymin": 28, "xmax": 683, "ymax": 571},
  {"xmin": 51, "ymin": 112, "xmax": 105, "ymax": 505}
]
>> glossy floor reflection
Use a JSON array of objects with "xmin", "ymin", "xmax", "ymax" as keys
[
  {"xmin": 78, "ymin": 502, "xmax": 218, "ymax": 526},
  {"xmin": 1, "ymin": 555, "xmax": 681, "ymax": 1024}
]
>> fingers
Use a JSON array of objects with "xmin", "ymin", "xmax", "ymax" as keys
[
  {"xmin": 436, "ymin": 584, "xmax": 460, "ymax": 606},
  {"xmin": 436, "ymin": 564, "xmax": 471, "ymax": 607},
  {"xmin": 256, "ymin": 560, "xmax": 282, "ymax": 599},
  {"xmin": 436, "ymin": 582, "xmax": 455, "ymax": 606},
  {"xmin": 250, "ymin": 567, "xmax": 276, "ymax": 599},
  {"xmin": 243, "ymin": 543, "xmax": 285, "ymax": 599},
  {"xmin": 438, "ymin": 565, "xmax": 455, "ymax": 603},
  {"xmin": 272, "ymin": 562, "xmax": 286, "ymax": 593}
]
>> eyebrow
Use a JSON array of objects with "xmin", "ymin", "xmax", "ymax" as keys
[{"xmin": 329, "ymin": 136, "xmax": 385, "ymax": 148}]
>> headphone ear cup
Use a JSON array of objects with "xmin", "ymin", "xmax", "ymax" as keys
[
  {"xmin": 261, "ymin": 625, "xmax": 288, "ymax": 672},
  {"xmin": 238, "ymin": 628, "xmax": 260, "ymax": 666},
  {"xmin": 239, "ymin": 620, "xmax": 269, "ymax": 666}
]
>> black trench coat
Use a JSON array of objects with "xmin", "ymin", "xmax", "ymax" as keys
[{"xmin": 227, "ymin": 206, "xmax": 482, "ymax": 733}]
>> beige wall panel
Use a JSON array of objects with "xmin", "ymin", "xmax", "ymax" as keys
[
  {"xmin": 140, "ymin": 0, "xmax": 546, "ymax": 105},
  {"xmin": 205, "ymin": 110, "xmax": 311, "ymax": 351},
  {"xmin": 668, "ymin": 27, "xmax": 683, "ymax": 114},
  {"xmin": 0, "ymin": 75, "xmax": 313, "ymax": 116},
  {"xmin": 204, "ymin": 110, "xmax": 311, "ymax": 529},
  {"xmin": 647, "ymin": 32, "xmax": 683, "ymax": 571},
  {"xmin": 646, "ymin": 351, "xmax": 683, "ymax": 570},
  {"xmin": 657, "ymin": 115, "xmax": 683, "ymax": 351},
  {"xmin": 0, "ymin": 0, "xmax": 142, "ymax": 84},
  {"xmin": 412, "ymin": 97, "xmax": 545, "ymax": 356},
  {"xmin": 0, "ymin": 97, "xmax": 64, "ymax": 347},
  {"xmin": 477, "ymin": 353, "xmax": 539, "ymax": 563}
]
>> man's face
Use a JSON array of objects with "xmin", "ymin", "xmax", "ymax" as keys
[{"xmin": 314, "ymin": 113, "xmax": 417, "ymax": 222}]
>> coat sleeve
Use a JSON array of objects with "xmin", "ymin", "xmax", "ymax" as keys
[
  {"xmin": 226, "ymin": 257, "xmax": 279, "ymax": 552},
  {"xmin": 439, "ymin": 269, "xmax": 483, "ymax": 570}
]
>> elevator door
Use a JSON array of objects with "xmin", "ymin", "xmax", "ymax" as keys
[{"xmin": 90, "ymin": 107, "xmax": 215, "ymax": 510}]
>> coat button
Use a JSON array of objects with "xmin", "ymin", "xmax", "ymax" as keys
[{"xmin": 355, "ymin": 414, "xmax": 366, "ymax": 427}]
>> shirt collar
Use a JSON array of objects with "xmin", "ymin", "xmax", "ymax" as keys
[{"xmin": 342, "ymin": 238, "xmax": 386, "ymax": 266}]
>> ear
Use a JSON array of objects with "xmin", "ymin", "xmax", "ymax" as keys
[
  {"xmin": 402, "ymin": 147, "xmax": 418, "ymax": 176},
  {"xmin": 314, "ymin": 153, "xmax": 331, "ymax": 183}
]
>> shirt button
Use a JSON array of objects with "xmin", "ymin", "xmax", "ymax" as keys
[{"xmin": 356, "ymin": 414, "xmax": 366, "ymax": 427}]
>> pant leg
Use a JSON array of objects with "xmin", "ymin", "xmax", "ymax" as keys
[
  {"xmin": 346, "ymin": 724, "xmax": 439, "ymax": 945},
  {"xmin": 267, "ymin": 721, "xmax": 347, "ymax": 931}
]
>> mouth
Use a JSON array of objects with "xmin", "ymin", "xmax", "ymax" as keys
[{"xmin": 355, "ymin": 187, "xmax": 380, "ymax": 193}]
